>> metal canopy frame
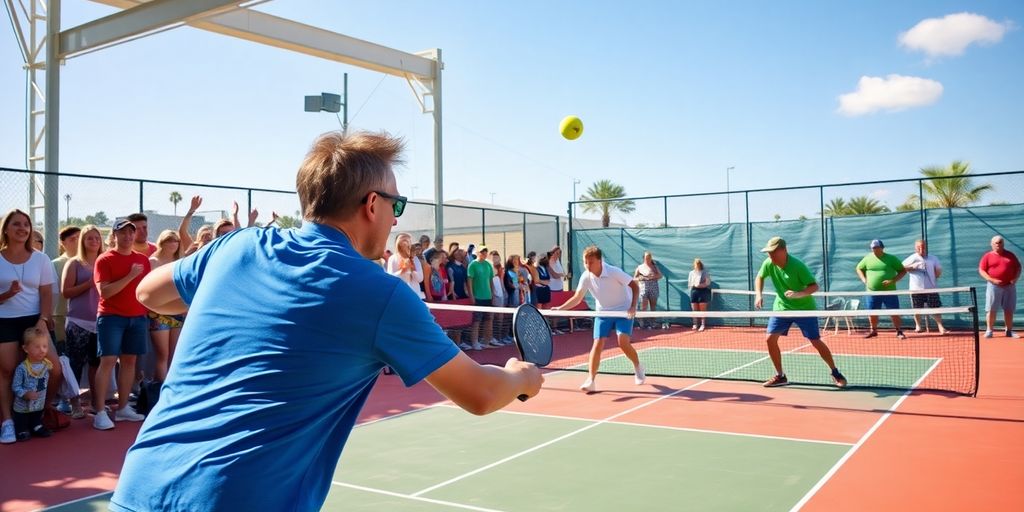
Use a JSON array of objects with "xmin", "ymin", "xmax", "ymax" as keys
[{"xmin": 4, "ymin": 0, "xmax": 444, "ymax": 254}]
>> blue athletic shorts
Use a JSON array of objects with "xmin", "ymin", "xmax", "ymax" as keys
[
  {"xmin": 766, "ymin": 316, "xmax": 820, "ymax": 340},
  {"xmin": 97, "ymin": 314, "xmax": 149, "ymax": 357},
  {"xmin": 594, "ymin": 317, "xmax": 633, "ymax": 338},
  {"xmin": 866, "ymin": 295, "xmax": 899, "ymax": 310}
]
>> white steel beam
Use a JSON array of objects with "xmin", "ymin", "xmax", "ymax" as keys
[
  {"xmin": 87, "ymin": 0, "xmax": 436, "ymax": 80},
  {"xmin": 60, "ymin": 0, "xmax": 243, "ymax": 58}
]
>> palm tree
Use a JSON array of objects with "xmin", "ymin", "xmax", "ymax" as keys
[
  {"xmin": 896, "ymin": 161, "xmax": 994, "ymax": 210},
  {"xmin": 823, "ymin": 198, "xmax": 850, "ymax": 217},
  {"xmin": 919, "ymin": 160, "xmax": 993, "ymax": 208},
  {"xmin": 169, "ymin": 191, "xmax": 183, "ymax": 215},
  {"xmin": 578, "ymin": 179, "xmax": 635, "ymax": 227},
  {"xmin": 845, "ymin": 196, "xmax": 890, "ymax": 215}
]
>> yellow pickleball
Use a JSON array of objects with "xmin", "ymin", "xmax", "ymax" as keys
[{"xmin": 559, "ymin": 116, "xmax": 584, "ymax": 140}]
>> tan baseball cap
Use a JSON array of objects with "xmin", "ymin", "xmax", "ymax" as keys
[{"xmin": 760, "ymin": 236, "xmax": 786, "ymax": 253}]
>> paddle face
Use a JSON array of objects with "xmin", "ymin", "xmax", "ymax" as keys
[{"xmin": 512, "ymin": 304, "xmax": 552, "ymax": 401}]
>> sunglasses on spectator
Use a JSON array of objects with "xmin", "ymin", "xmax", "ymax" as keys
[{"xmin": 363, "ymin": 191, "xmax": 408, "ymax": 218}]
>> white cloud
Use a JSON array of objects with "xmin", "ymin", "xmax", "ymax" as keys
[
  {"xmin": 899, "ymin": 12, "xmax": 1012, "ymax": 57},
  {"xmin": 837, "ymin": 75, "xmax": 943, "ymax": 116},
  {"xmin": 870, "ymin": 188, "xmax": 892, "ymax": 199}
]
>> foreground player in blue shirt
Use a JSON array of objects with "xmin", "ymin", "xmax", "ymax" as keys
[{"xmin": 112, "ymin": 131, "xmax": 543, "ymax": 512}]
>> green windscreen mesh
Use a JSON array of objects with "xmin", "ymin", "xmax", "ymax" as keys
[{"xmin": 571, "ymin": 204, "xmax": 1023, "ymax": 322}]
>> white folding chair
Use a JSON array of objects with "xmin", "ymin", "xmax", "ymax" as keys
[{"xmin": 822, "ymin": 298, "xmax": 847, "ymax": 334}]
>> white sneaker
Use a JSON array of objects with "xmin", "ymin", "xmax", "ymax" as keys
[
  {"xmin": 698, "ymin": 324, "xmax": 706, "ymax": 332},
  {"xmin": 93, "ymin": 410, "xmax": 115, "ymax": 430},
  {"xmin": 579, "ymin": 377, "xmax": 596, "ymax": 393},
  {"xmin": 487, "ymin": 339, "xmax": 504, "ymax": 348},
  {"xmin": 458, "ymin": 342, "xmax": 472, "ymax": 350},
  {"xmin": 472, "ymin": 342, "xmax": 485, "ymax": 351},
  {"xmin": 692, "ymin": 324, "xmax": 698, "ymax": 330},
  {"xmin": 0, "ymin": 419, "xmax": 15, "ymax": 444},
  {"xmin": 634, "ymin": 364, "xmax": 647, "ymax": 385},
  {"xmin": 115, "ymin": 405, "xmax": 145, "ymax": 422},
  {"xmin": 984, "ymin": 330, "xmax": 994, "ymax": 338}
]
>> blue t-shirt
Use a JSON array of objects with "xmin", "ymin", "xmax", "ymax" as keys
[{"xmin": 111, "ymin": 223, "xmax": 459, "ymax": 512}]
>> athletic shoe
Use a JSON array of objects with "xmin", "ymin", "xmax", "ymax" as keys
[
  {"xmin": 984, "ymin": 330, "xmax": 994, "ymax": 338},
  {"xmin": 691, "ymin": 324, "xmax": 699, "ymax": 331},
  {"xmin": 458, "ymin": 342, "xmax": 472, "ymax": 350},
  {"xmin": 0, "ymin": 420, "xmax": 15, "ymax": 444},
  {"xmin": 831, "ymin": 368, "xmax": 848, "ymax": 388},
  {"xmin": 896, "ymin": 330, "xmax": 907, "ymax": 340},
  {"xmin": 914, "ymin": 327, "xmax": 924, "ymax": 333},
  {"xmin": 32, "ymin": 425, "xmax": 52, "ymax": 438},
  {"xmin": 71, "ymin": 407, "xmax": 87, "ymax": 420},
  {"xmin": 763, "ymin": 374, "xmax": 789, "ymax": 387},
  {"xmin": 864, "ymin": 331, "xmax": 878, "ymax": 339},
  {"xmin": 579, "ymin": 377, "xmax": 596, "ymax": 393},
  {"xmin": 1008, "ymin": 330, "xmax": 1021, "ymax": 339},
  {"xmin": 56, "ymin": 399, "xmax": 72, "ymax": 414},
  {"xmin": 634, "ymin": 364, "xmax": 646, "ymax": 385},
  {"xmin": 471, "ymin": 342, "xmax": 485, "ymax": 351},
  {"xmin": 487, "ymin": 339, "xmax": 504, "ymax": 348},
  {"xmin": 115, "ymin": 405, "xmax": 145, "ymax": 422},
  {"xmin": 698, "ymin": 324, "xmax": 706, "ymax": 332},
  {"xmin": 93, "ymin": 410, "xmax": 115, "ymax": 430}
]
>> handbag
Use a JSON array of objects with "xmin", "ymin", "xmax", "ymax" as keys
[
  {"xmin": 42, "ymin": 407, "xmax": 71, "ymax": 431},
  {"xmin": 135, "ymin": 380, "xmax": 163, "ymax": 416},
  {"xmin": 57, "ymin": 355, "xmax": 81, "ymax": 400}
]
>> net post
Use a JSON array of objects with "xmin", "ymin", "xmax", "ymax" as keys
[
  {"xmin": 970, "ymin": 286, "xmax": 980, "ymax": 396},
  {"xmin": 619, "ymin": 228, "xmax": 625, "ymax": 269},
  {"xmin": 745, "ymin": 191, "xmax": 754, "ymax": 324},
  {"xmin": 567, "ymin": 203, "xmax": 574, "ymax": 288},
  {"xmin": 919, "ymin": 179, "xmax": 926, "ymax": 245},
  {"xmin": 522, "ymin": 213, "xmax": 527, "ymax": 256},
  {"xmin": 820, "ymin": 185, "xmax": 828, "ymax": 292}
]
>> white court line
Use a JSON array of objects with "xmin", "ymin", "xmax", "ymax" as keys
[
  {"xmin": 409, "ymin": 343, "xmax": 811, "ymax": 498},
  {"xmin": 434, "ymin": 404, "xmax": 854, "ymax": 447},
  {"xmin": 331, "ymin": 482, "xmax": 507, "ymax": 512},
  {"xmin": 608, "ymin": 420, "xmax": 855, "ymax": 447},
  {"xmin": 38, "ymin": 491, "xmax": 112, "ymax": 511},
  {"xmin": 643, "ymin": 345, "xmax": 943, "ymax": 361},
  {"xmin": 355, "ymin": 401, "xmax": 448, "ymax": 429},
  {"xmin": 788, "ymin": 358, "xmax": 942, "ymax": 512}
]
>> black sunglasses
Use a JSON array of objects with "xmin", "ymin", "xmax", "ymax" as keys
[{"xmin": 363, "ymin": 190, "xmax": 408, "ymax": 218}]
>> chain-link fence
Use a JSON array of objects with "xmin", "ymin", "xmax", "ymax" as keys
[
  {"xmin": 0, "ymin": 168, "xmax": 563, "ymax": 258},
  {"xmin": 569, "ymin": 170, "xmax": 1024, "ymax": 320}
]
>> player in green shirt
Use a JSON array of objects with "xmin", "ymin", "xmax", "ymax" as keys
[
  {"xmin": 855, "ymin": 239, "xmax": 908, "ymax": 339},
  {"xmin": 755, "ymin": 237, "xmax": 846, "ymax": 388}
]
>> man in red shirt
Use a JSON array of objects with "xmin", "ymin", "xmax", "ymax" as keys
[
  {"xmin": 92, "ymin": 219, "xmax": 152, "ymax": 430},
  {"xmin": 979, "ymin": 235, "xmax": 1021, "ymax": 339}
]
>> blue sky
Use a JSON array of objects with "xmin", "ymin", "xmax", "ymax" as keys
[{"xmin": 2, "ymin": 0, "xmax": 1022, "ymax": 225}]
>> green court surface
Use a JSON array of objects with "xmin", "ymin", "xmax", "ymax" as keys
[
  {"xmin": 42, "ymin": 363, "xmax": 932, "ymax": 512},
  {"xmin": 584, "ymin": 347, "xmax": 939, "ymax": 389},
  {"xmin": 328, "ymin": 406, "xmax": 850, "ymax": 511}
]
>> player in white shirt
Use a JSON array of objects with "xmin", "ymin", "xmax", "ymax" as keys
[
  {"xmin": 553, "ymin": 246, "xmax": 645, "ymax": 392},
  {"xmin": 902, "ymin": 239, "xmax": 947, "ymax": 334}
]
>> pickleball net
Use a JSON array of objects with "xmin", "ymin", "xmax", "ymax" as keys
[{"xmin": 426, "ymin": 287, "xmax": 979, "ymax": 395}]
